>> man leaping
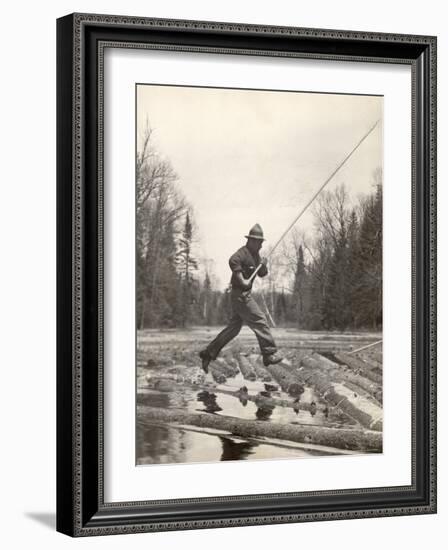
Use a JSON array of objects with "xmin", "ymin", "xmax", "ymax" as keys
[{"xmin": 199, "ymin": 224, "xmax": 282, "ymax": 373}]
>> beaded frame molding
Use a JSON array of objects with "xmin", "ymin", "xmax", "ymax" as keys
[{"xmin": 56, "ymin": 13, "xmax": 437, "ymax": 537}]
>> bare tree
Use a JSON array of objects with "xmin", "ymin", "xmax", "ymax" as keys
[{"xmin": 136, "ymin": 122, "xmax": 188, "ymax": 328}]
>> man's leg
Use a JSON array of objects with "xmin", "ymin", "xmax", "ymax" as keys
[
  {"xmin": 199, "ymin": 313, "xmax": 243, "ymax": 372},
  {"xmin": 235, "ymin": 295, "xmax": 280, "ymax": 362}
]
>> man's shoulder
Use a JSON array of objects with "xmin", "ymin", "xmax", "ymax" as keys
[{"xmin": 230, "ymin": 245, "xmax": 248, "ymax": 260}]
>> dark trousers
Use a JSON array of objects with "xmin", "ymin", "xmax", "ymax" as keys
[{"xmin": 205, "ymin": 289, "xmax": 277, "ymax": 359}]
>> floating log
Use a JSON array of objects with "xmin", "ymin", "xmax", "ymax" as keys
[
  {"xmin": 152, "ymin": 378, "xmax": 179, "ymax": 392},
  {"xmin": 341, "ymin": 379, "xmax": 382, "ymax": 406},
  {"xmin": 167, "ymin": 363, "xmax": 199, "ymax": 376},
  {"xmin": 348, "ymin": 340, "xmax": 383, "ymax": 355},
  {"xmin": 145, "ymin": 372, "xmax": 181, "ymax": 384},
  {"xmin": 210, "ymin": 366, "xmax": 226, "ymax": 384},
  {"xmin": 222, "ymin": 354, "xmax": 241, "ymax": 374},
  {"xmin": 264, "ymin": 364, "xmax": 305, "ymax": 397},
  {"xmin": 146, "ymin": 364, "xmax": 206, "ymax": 386},
  {"xmin": 285, "ymin": 351, "xmax": 309, "ymax": 365},
  {"xmin": 355, "ymin": 351, "xmax": 382, "ymax": 371},
  {"xmin": 248, "ymin": 354, "xmax": 272, "ymax": 382},
  {"xmin": 214, "ymin": 357, "xmax": 239, "ymax": 378},
  {"xmin": 236, "ymin": 354, "xmax": 257, "ymax": 381},
  {"xmin": 334, "ymin": 352, "xmax": 382, "ymax": 384},
  {"xmin": 137, "ymin": 405, "xmax": 382, "ymax": 452},
  {"xmin": 310, "ymin": 353, "xmax": 382, "ymax": 405},
  {"xmin": 300, "ymin": 356, "xmax": 382, "ymax": 431},
  {"xmin": 367, "ymin": 349, "xmax": 383, "ymax": 363}
]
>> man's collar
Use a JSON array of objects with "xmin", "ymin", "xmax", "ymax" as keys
[{"xmin": 244, "ymin": 245, "xmax": 258, "ymax": 263}]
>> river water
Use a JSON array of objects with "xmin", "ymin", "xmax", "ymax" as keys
[{"xmin": 137, "ymin": 373, "xmax": 355, "ymax": 465}]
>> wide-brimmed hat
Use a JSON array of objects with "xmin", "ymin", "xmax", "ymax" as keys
[{"xmin": 245, "ymin": 224, "xmax": 265, "ymax": 241}]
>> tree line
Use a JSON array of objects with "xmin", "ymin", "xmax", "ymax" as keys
[
  {"xmin": 137, "ymin": 123, "xmax": 382, "ymax": 331},
  {"xmin": 136, "ymin": 123, "xmax": 222, "ymax": 328},
  {"xmin": 268, "ymin": 172, "xmax": 382, "ymax": 331}
]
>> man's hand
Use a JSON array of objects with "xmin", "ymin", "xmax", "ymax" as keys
[
  {"xmin": 244, "ymin": 278, "xmax": 254, "ymax": 290},
  {"xmin": 235, "ymin": 271, "xmax": 252, "ymax": 291},
  {"xmin": 260, "ymin": 257, "xmax": 268, "ymax": 267}
]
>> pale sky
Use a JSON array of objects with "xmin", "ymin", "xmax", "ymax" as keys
[{"xmin": 137, "ymin": 84, "xmax": 383, "ymax": 289}]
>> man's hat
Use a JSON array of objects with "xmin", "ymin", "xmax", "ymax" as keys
[{"xmin": 245, "ymin": 223, "xmax": 265, "ymax": 241}]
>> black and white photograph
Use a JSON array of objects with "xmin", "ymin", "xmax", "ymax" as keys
[
  {"xmin": 0, "ymin": 0, "xmax": 443, "ymax": 544},
  {"xmin": 136, "ymin": 84, "xmax": 384, "ymax": 465}
]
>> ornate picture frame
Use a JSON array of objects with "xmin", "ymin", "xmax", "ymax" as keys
[{"xmin": 56, "ymin": 13, "xmax": 436, "ymax": 536}]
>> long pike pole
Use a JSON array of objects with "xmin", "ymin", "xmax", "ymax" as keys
[{"xmin": 247, "ymin": 119, "xmax": 380, "ymax": 285}]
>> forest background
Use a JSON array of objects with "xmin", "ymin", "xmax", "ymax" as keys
[{"xmin": 136, "ymin": 118, "xmax": 382, "ymax": 333}]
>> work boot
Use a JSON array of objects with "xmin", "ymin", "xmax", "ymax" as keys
[
  {"xmin": 263, "ymin": 353, "xmax": 283, "ymax": 367},
  {"xmin": 199, "ymin": 350, "xmax": 212, "ymax": 373}
]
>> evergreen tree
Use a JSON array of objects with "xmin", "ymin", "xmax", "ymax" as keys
[
  {"xmin": 200, "ymin": 272, "xmax": 213, "ymax": 324},
  {"xmin": 287, "ymin": 176, "xmax": 382, "ymax": 331},
  {"xmin": 292, "ymin": 245, "xmax": 307, "ymax": 327},
  {"xmin": 274, "ymin": 290, "xmax": 288, "ymax": 325},
  {"xmin": 175, "ymin": 211, "xmax": 199, "ymax": 326},
  {"xmin": 324, "ymin": 216, "xmax": 351, "ymax": 330},
  {"xmin": 346, "ymin": 209, "xmax": 360, "ymax": 328},
  {"xmin": 354, "ymin": 181, "xmax": 382, "ymax": 328}
]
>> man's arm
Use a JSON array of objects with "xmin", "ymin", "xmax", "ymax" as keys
[
  {"xmin": 234, "ymin": 271, "xmax": 252, "ymax": 290},
  {"xmin": 258, "ymin": 257, "xmax": 268, "ymax": 278},
  {"xmin": 229, "ymin": 249, "xmax": 252, "ymax": 290}
]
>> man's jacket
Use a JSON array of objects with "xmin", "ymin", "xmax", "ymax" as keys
[{"xmin": 228, "ymin": 245, "xmax": 268, "ymax": 290}]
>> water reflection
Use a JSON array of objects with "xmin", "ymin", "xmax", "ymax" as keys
[
  {"xmin": 137, "ymin": 423, "xmax": 223, "ymax": 464},
  {"xmin": 196, "ymin": 390, "xmax": 222, "ymax": 413},
  {"xmin": 239, "ymin": 395, "xmax": 249, "ymax": 407},
  {"xmin": 136, "ymin": 421, "xmax": 325, "ymax": 465},
  {"xmin": 255, "ymin": 405, "xmax": 275, "ymax": 421},
  {"xmin": 293, "ymin": 399, "xmax": 300, "ymax": 415},
  {"xmin": 219, "ymin": 437, "xmax": 253, "ymax": 461},
  {"xmin": 137, "ymin": 375, "xmax": 358, "ymax": 465},
  {"xmin": 238, "ymin": 386, "xmax": 249, "ymax": 407}
]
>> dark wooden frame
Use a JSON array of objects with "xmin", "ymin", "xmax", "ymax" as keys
[{"xmin": 57, "ymin": 13, "xmax": 437, "ymax": 537}]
